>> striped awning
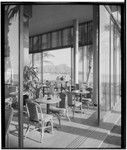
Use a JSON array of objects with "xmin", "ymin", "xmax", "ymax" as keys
[{"xmin": 29, "ymin": 20, "xmax": 93, "ymax": 53}]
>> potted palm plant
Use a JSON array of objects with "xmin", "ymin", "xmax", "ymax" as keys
[{"xmin": 23, "ymin": 65, "xmax": 42, "ymax": 99}]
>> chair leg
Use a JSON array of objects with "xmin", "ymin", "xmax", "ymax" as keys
[
  {"xmin": 25, "ymin": 123, "xmax": 30, "ymax": 139},
  {"xmin": 72, "ymin": 107, "xmax": 75, "ymax": 118},
  {"xmin": 40, "ymin": 128, "xmax": 44, "ymax": 143},
  {"xmin": 40, "ymin": 122, "xmax": 45, "ymax": 143},
  {"xmin": 56, "ymin": 113, "xmax": 61, "ymax": 128},
  {"xmin": 58, "ymin": 115, "xmax": 61, "ymax": 128},
  {"xmin": 51, "ymin": 119, "xmax": 53, "ymax": 134},
  {"xmin": 66, "ymin": 109, "xmax": 71, "ymax": 121},
  {"xmin": 81, "ymin": 104, "xmax": 83, "ymax": 114},
  {"xmin": 87, "ymin": 102, "xmax": 89, "ymax": 109}
]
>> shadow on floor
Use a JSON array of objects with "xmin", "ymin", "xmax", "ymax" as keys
[
  {"xmin": 9, "ymin": 117, "xmax": 121, "ymax": 148},
  {"xmin": 111, "ymin": 110, "xmax": 121, "ymax": 114},
  {"xmin": 71, "ymin": 112, "xmax": 120, "ymax": 131},
  {"xmin": 110, "ymin": 125, "xmax": 121, "ymax": 135},
  {"xmin": 10, "ymin": 116, "xmax": 119, "ymax": 143},
  {"xmin": 10, "ymin": 122, "xmax": 107, "ymax": 144},
  {"xmin": 11, "ymin": 110, "xmax": 121, "ymax": 132},
  {"xmin": 9, "ymin": 107, "xmax": 121, "ymax": 148},
  {"xmin": 57, "ymin": 124, "xmax": 107, "ymax": 140},
  {"xmin": 71, "ymin": 112, "xmax": 98, "ymax": 127},
  {"xmin": 102, "ymin": 134, "xmax": 121, "ymax": 146}
]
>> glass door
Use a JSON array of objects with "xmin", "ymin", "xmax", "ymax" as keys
[
  {"xmin": 99, "ymin": 5, "xmax": 111, "ymax": 121},
  {"xmin": 99, "ymin": 5, "xmax": 121, "ymax": 122}
]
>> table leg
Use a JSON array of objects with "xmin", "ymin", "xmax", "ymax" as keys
[
  {"xmin": 47, "ymin": 104, "xmax": 50, "ymax": 114},
  {"xmin": 80, "ymin": 94, "xmax": 83, "ymax": 113},
  {"xmin": 43, "ymin": 87, "xmax": 45, "ymax": 97},
  {"xmin": 80, "ymin": 94, "xmax": 82, "ymax": 102}
]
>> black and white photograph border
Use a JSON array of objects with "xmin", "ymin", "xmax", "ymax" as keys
[{"xmin": 1, "ymin": 0, "xmax": 126, "ymax": 149}]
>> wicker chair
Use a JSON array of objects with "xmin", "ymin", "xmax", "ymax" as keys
[
  {"xmin": 82, "ymin": 87, "xmax": 95, "ymax": 108},
  {"xmin": 66, "ymin": 91, "xmax": 83, "ymax": 118},
  {"xmin": 49, "ymin": 92, "xmax": 70, "ymax": 128},
  {"xmin": 25, "ymin": 100, "xmax": 53, "ymax": 143}
]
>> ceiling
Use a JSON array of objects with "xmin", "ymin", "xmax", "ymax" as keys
[{"xmin": 29, "ymin": 5, "xmax": 93, "ymax": 36}]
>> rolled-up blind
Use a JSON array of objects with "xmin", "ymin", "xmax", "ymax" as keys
[{"xmin": 29, "ymin": 20, "xmax": 93, "ymax": 53}]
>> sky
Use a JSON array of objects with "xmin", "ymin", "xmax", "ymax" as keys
[{"xmin": 44, "ymin": 48, "xmax": 71, "ymax": 67}]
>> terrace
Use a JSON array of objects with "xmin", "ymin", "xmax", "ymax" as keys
[
  {"xmin": 3, "ymin": 3, "xmax": 124, "ymax": 149},
  {"xmin": 8, "ymin": 99, "xmax": 121, "ymax": 148}
]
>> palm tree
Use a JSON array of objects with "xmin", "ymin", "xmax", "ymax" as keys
[
  {"xmin": 86, "ymin": 46, "xmax": 93, "ymax": 83},
  {"xmin": 43, "ymin": 51, "xmax": 54, "ymax": 64}
]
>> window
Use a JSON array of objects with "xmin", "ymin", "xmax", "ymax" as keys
[
  {"xmin": 78, "ymin": 45, "xmax": 93, "ymax": 87},
  {"xmin": 33, "ymin": 53, "xmax": 42, "ymax": 80},
  {"xmin": 100, "ymin": 6, "xmax": 110, "ymax": 114},
  {"xmin": 99, "ymin": 5, "xmax": 121, "ymax": 120},
  {"xmin": 43, "ymin": 48, "xmax": 71, "ymax": 88}
]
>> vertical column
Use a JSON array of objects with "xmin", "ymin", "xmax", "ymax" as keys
[
  {"xmin": 93, "ymin": 6, "xmax": 99, "ymax": 124},
  {"xmin": 109, "ymin": 17, "xmax": 112, "ymax": 110},
  {"xmin": 41, "ymin": 52, "xmax": 43, "ymax": 82},
  {"xmin": 23, "ymin": 5, "xmax": 32, "ymax": 67},
  {"xmin": 73, "ymin": 19, "xmax": 79, "ymax": 84},
  {"xmin": 82, "ymin": 47, "xmax": 84, "ymax": 82},
  {"xmin": 71, "ymin": 48, "xmax": 75, "ymax": 86},
  {"xmin": 18, "ymin": 5, "xmax": 32, "ymax": 148},
  {"xmin": 113, "ymin": 26, "xmax": 117, "ymax": 106},
  {"xmin": 83, "ymin": 46, "xmax": 88, "ymax": 82},
  {"xmin": 19, "ymin": 5, "xmax": 24, "ymax": 148},
  {"xmin": 23, "ymin": 16, "xmax": 29, "ymax": 66}
]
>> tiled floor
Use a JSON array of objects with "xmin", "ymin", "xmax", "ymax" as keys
[
  {"xmin": 99, "ymin": 98, "xmax": 121, "ymax": 148},
  {"xmin": 8, "ymin": 101, "xmax": 121, "ymax": 149},
  {"xmin": 100, "ymin": 115, "xmax": 121, "ymax": 148}
]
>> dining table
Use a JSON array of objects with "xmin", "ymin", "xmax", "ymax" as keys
[
  {"xmin": 9, "ymin": 91, "xmax": 18, "ymax": 96},
  {"xmin": 71, "ymin": 89, "xmax": 90, "ymax": 102},
  {"xmin": 35, "ymin": 96, "xmax": 61, "ymax": 114},
  {"xmin": 9, "ymin": 91, "xmax": 29, "ymax": 96}
]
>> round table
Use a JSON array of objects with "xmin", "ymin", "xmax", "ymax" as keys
[
  {"xmin": 36, "ymin": 97, "xmax": 61, "ymax": 114},
  {"xmin": 72, "ymin": 90, "xmax": 90, "ymax": 102},
  {"xmin": 10, "ymin": 91, "xmax": 18, "ymax": 96},
  {"xmin": 10, "ymin": 91, "xmax": 29, "ymax": 96},
  {"xmin": 72, "ymin": 90, "xmax": 90, "ymax": 94}
]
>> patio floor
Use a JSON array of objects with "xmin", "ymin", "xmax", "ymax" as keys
[{"xmin": 8, "ymin": 100, "xmax": 121, "ymax": 149}]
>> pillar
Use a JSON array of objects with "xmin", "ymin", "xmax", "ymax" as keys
[
  {"xmin": 73, "ymin": 19, "xmax": 79, "ymax": 85},
  {"xmin": 93, "ymin": 5, "xmax": 99, "ymax": 124}
]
